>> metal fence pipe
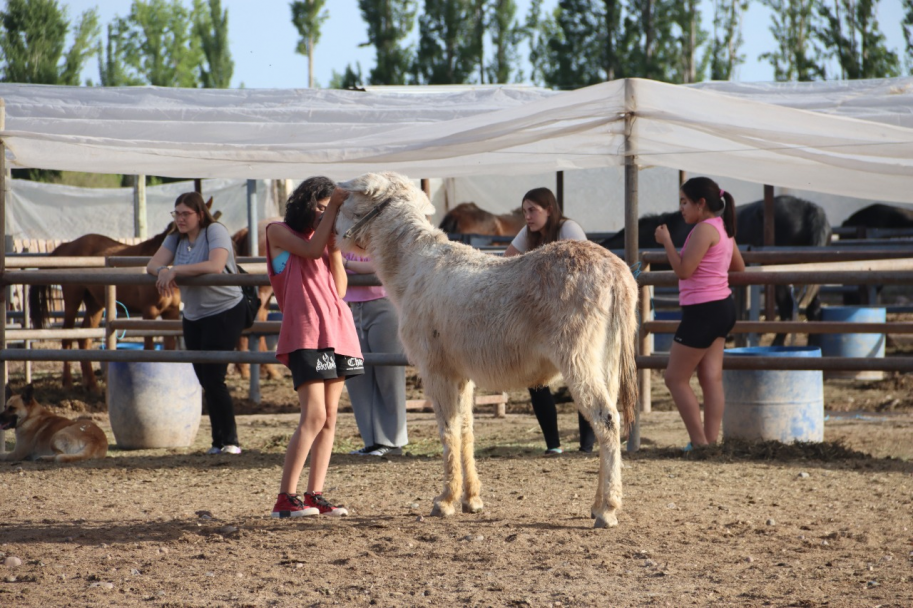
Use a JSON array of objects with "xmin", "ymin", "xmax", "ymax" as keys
[
  {"xmin": 643, "ymin": 321, "xmax": 913, "ymax": 334},
  {"xmin": 639, "ymin": 270, "xmax": 913, "ymax": 287},
  {"xmin": 0, "ymin": 348, "xmax": 411, "ymax": 366},
  {"xmin": 636, "ymin": 355, "xmax": 913, "ymax": 372}
]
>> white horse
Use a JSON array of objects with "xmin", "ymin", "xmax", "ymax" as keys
[{"xmin": 336, "ymin": 172, "xmax": 639, "ymax": 528}]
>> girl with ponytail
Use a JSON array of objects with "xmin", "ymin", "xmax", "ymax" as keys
[{"xmin": 654, "ymin": 177, "xmax": 745, "ymax": 450}]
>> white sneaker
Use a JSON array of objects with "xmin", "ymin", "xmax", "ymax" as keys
[
  {"xmin": 221, "ymin": 445, "xmax": 242, "ymax": 455},
  {"xmin": 205, "ymin": 447, "xmax": 222, "ymax": 455}
]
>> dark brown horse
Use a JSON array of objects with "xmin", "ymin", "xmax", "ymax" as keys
[
  {"xmin": 232, "ymin": 217, "xmax": 283, "ymax": 380},
  {"xmin": 29, "ymin": 223, "xmax": 182, "ymax": 393},
  {"xmin": 438, "ymin": 202, "xmax": 525, "ymax": 236}
]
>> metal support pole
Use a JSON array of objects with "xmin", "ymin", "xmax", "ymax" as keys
[
  {"xmin": 624, "ymin": 80, "xmax": 642, "ymax": 452},
  {"xmin": 133, "ymin": 175, "xmax": 147, "ymax": 239},
  {"xmin": 246, "ymin": 180, "xmax": 261, "ymax": 403},
  {"xmin": 0, "ymin": 98, "xmax": 6, "ymax": 453},
  {"xmin": 105, "ymin": 284, "xmax": 117, "ymax": 352},
  {"xmin": 763, "ymin": 185, "xmax": 776, "ymax": 323},
  {"xmin": 556, "ymin": 171, "xmax": 564, "ymax": 214},
  {"xmin": 194, "ymin": 179, "xmax": 203, "ymax": 195}
]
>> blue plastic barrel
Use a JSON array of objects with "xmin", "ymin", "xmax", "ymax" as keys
[
  {"xmin": 817, "ymin": 306, "xmax": 885, "ymax": 381},
  {"xmin": 722, "ymin": 346, "xmax": 823, "ymax": 443},
  {"xmin": 652, "ymin": 310, "xmax": 681, "ymax": 353},
  {"xmin": 106, "ymin": 362, "xmax": 202, "ymax": 449}
]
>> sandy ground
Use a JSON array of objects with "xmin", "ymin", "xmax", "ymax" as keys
[{"xmin": 1, "ymin": 351, "xmax": 912, "ymax": 607}]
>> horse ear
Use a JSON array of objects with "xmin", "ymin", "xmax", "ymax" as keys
[
  {"xmin": 206, "ymin": 197, "xmax": 213, "ymax": 209},
  {"xmin": 420, "ymin": 193, "xmax": 435, "ymax": 216},
  {"xmin": 21, "ymin": 383, "xmax": 34, "ymax": 404}
]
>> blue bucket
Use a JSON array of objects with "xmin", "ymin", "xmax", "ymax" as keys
[
  {"xmin": 652, "ymin": 310, "xmax": 681, "ymax": 353},
  {"xmin": 817, "ymin": 306, "xmax": 885, "ymax": 380},
  {"xmin": 722, "ymin": 346, "xmax": 823, "ymax": 443}
]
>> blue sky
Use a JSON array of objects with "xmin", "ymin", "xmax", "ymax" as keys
[{"xmin": 64, "ymin": 0, "xmax": 909, "ymax": 89}]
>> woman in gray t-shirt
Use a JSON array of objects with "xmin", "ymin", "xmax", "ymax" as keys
[{"xmin": 147, "ymin": 192, "xmax": 247, "ymax": 455}]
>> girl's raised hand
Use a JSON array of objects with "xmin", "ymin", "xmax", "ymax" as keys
[
  {"xmin": 329, "ymin": 187, "xmax": 349, "ymax": 209},
  {"xmin": 655, "ymin": 224, "xmax": 671, "ymax": 245}
]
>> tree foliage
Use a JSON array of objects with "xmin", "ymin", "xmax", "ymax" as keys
[
  {"xmin": 904, "ymin": 0, "xmax": 913, "ymax": 74},
  {"xmin": 109, "ymin": 0, "xmax": 203, "ymax": 87},
  {"xmin": 758, "ymin": 0, "xmax": 825, "ymax": 81},
  {"xmin": 358, "ymin": 0, "xmax": 417, "ymax": 85},
  {"xmin": 706, "ymin": 0, "xmax": 749, "ymax": 80},
  {"xmin": 195, "ymin": 0, "xmax": 233, "ymax": 88},
  {"xmin": 816, "ymin": 0, "xmax": 900, "ymax": 79},
  {"xmin": 414, "ymin": 0, "xmax": 481, "ymax": 84},
  {"xmin": 291, "ymin": 0, "xmax": 328, "ymax": 87},
  {"xmin": 487, "ymin": 0, "xmax": 523, "ymax": 83},
  {"xmin": 0, "ymin": 0, "xmax": 99, "ymax": 85}
]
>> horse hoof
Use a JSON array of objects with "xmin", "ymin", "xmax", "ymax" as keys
[
  {"xmin": 594, "ymin": 514, "xmax": 618, "ymax": 529},
  {"xmin": 461, "ymin": 500, "xmax": 484, "ymax": 514},
  {"xmin": 430, "ymin": 503, "xmax": 455, "ymax": 518}
]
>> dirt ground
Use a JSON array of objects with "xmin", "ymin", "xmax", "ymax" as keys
[{"xmin": 1, "ymin": 347, "xmax": 912, "ymax": 607}]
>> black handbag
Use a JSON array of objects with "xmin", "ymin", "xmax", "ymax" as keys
[
  {"xmin": 206, "ymin": 225, "xmax": 261, "ymax": 329},
  {"xmin": 236, "ymin": 265, "xmax": 262, "ymax": 329}
]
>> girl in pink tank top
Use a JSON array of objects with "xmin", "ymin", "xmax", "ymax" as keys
[
  {"xmin": 265, "ymin": 177, "xmax": 363, "ymax": 519},
  {"xmin": 654, "ymin": 177, "xmax": 745, "ymax": 451}
]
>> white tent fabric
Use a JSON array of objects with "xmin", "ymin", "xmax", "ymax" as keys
[
  {"xmin": 1, "ymin": 77, "xmax": 912, "ymax": 203},
  {"xmin": 7, "ymin": 178, "xmax": 280, "ymax": 241}
]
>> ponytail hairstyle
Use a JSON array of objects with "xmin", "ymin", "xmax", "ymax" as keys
[
  {"xmin": 172, "ymin": 192, "xmax": 217, "ymax": 233},
  {"xmin": 284, "ymin": 176, "xmax": 336, "ymax": 233},
  {"xmin": 523, "ymin": 187, "xmax": 567, "ymax": 251},
  {"xmin": 680, "ymin": 176, "xmax": 737, "ymax": 239}
]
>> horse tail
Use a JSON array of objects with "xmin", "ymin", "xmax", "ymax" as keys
[
  {"xmin": 28, "ymin": 285, "xmax": 50, "ymax": 329},
  {"xmin": 608, "ymin": 268, "xmax": 639, "ymax": 433},
  {"xmin": 807, "ymin": 202, "xmax": 832, "ymax": 247}
]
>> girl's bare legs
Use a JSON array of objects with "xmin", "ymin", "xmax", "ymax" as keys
[
  {"xmin": 306, "ymin": 378, "xmax": 345, "ymax": 493},
  {"xmin": 696, "ymin": 337, "xmax": 726, "ymax": 444},
  {"xmin": 664, "ymin": 341, "xmax": 711, "ymax": 446},
  {"xmin": 279, "ymin": 380, "xmax": 328, "ymax": 495}
]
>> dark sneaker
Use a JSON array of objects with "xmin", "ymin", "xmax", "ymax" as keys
[
  {"xmin": 367, "ymin": 445, "xmax": 402, "ymax": 457},
  {"xmin": 303, "ymin": 491, "xmax": 348, "ymax": 517},
  {"xmin": 349, "ymin": 445, "xmax": 378, "ymax": 456},
  {"xmin": 271, "ymin": 493, "xmax": 318, "ymax": 518}
]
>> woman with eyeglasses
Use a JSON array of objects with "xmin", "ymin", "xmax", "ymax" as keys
[{"xmin": 147, "ymin": 192, "xmax": 247, "ymax": 456}]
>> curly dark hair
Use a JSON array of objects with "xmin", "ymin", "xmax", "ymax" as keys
[{"xmin": 284, "ymin": 176, "xmax": 337, "ymax": 232}]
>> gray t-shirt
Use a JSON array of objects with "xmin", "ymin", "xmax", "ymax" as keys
[
  {"xmin": 163, "ymin": 223, "xmax": 243, "ymax": 321},
  {"xmin": 509, "ymin": 219, "xmax": 588, "ymax": 253}
]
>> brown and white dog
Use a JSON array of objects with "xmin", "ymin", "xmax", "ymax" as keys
[{"xmin": 0, "ymin": 384, "xmax": 107, "ymax": 462}]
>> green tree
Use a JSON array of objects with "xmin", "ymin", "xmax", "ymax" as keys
[
  {"xmin": 667, "ymin": 0, "xmax": 707, "ymax": 83},
  {"xmin": 291, "ymin": 0, "xmax": 328, "ymax": 88},
  {"xmin": 904, "ymin": 0, "xmax": 913, "ymax": 73},
  {"xmin": 414, "ymin": 0, "xmax": 481, "ymax": 84},
  {"xmin": 114, "ymin": 0, "xmax": 203, "ymax": 87},
  {"xmin": 195, "ymin": 0, "xmax": 233, "ymax": 88},
  {"xmin": 534, "ymin": 0, "xmax": 609, "ymax": 89},
  {"xmin": 97, "ymin": 20, "xmax": 145, "ymax": 86},
  {"xmin": 487, "ymin": 0, "xmax": 523, "ymax": 83},
  {"xmin": 706, "ymin": 0, "xmax": 748, "ymax": 80},
  {"xmin": 358, "ymin": 0, "xmax": 417, "ymax": 85},
  {"xmin": 329, "ymin": 63, "xmax": 364, "ymax": 89},
  {"xmin": 816, "ymin": 0, "xmax": 900, "ymax": 79},
  {"xmin": 759, "ymin": 0, "xmax": 825, "ymax": 81},
  {"xmin": 0, "ymin": 0, "xmax": 99, "ymax": 85}
]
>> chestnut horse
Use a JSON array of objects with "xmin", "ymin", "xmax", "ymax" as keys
[
  {"xmin": 29, "ymin": 223, "xmax": 182, "ymax": 393},
  {"xmin": 438, "ymin": 202, "xmax": 525, "ymax": 236}
]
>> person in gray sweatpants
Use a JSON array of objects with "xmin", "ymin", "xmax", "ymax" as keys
[{"xmin": 343, "ymin": 252, "xmax": 408, "ymax": 457}]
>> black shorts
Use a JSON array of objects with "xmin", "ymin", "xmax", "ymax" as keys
[
  {"xmin": 287, "ymin": 348, "xmax": 364, "ymax": 389},
  {"xmin": 673, "ymin": 296, "xmax": 736, "ymax": 349}
]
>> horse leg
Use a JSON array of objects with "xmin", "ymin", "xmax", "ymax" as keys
[
  {"xmin": 80, "ymin": 307, "xmax": 105, "ymax": 394},
  {"xmin": 424, "ymin": 373, "xmax": 464, "ymax": 518},
  {"xmin": 771, "ymin": 285, "xmax": 792, "ymax": 347},
  {"xmin": 457, "ymin": 379, "xmax": 483, "ymax": 514},
  {"xmin": 161, "ymin": 305, "xmax": 181, "ymax": 350},
  {"xmin": 59, "ymin": 287, "xmax": 83, "ymax": 390}
]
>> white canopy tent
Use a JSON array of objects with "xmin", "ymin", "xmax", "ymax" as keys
[{"xmin": 1, "ymin": 77, "xmax": 912, "ymax": 203}]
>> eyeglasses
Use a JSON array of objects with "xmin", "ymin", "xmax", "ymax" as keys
[{"xmin": 170, "ymin": 211, "xmax": 196, "ymax": 220}]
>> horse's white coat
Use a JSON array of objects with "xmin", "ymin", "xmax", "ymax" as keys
[{"xmin": 337, "ymin": 172, "xmax": 639, "ymax": 528}]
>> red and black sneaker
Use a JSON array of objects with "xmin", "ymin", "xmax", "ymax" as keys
[
  {"xmin": 303, "ymin": 491, "xmax": 349, "ymax": 517},
  {"xmin": 271, "ymin": 493, "xmax": 319, "ymax": 518}
]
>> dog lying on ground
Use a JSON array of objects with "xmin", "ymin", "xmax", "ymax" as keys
[{"xmin": 1, "ymin": 384, "xmax": 107, "ymax": 462}]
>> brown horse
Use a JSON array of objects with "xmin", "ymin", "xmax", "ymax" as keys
[
  {"xmin": 438, "ymin": 202, "xmax": 525, "ymax": 236},
  {"xmin": 232, "ymin": 217, "xmax": 283, "ymax": 380},
  {"xmin": 29, "ymin": 223, "xmax": 182, "ymax": 393}
]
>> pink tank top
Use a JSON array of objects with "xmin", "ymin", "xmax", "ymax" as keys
[
  {"xmin": 342, "ymin": 252, "xmax": 387, "ymax": 303},
  {"xmin": 679, "ymin": 216, "xmax": 733, "ymax": 306},
  {"xmin": 265, "ymin": 222, "xmax": 362, "ymax": 366}
]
